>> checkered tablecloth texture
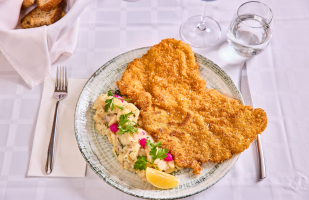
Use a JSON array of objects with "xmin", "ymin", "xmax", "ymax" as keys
[{"xmin": 1, "ymin": 0, "xmax": 309, "ymax": 199}]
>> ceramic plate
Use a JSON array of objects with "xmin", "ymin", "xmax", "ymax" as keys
[{"xmin": 74, "ymin": 47, "xmax": 243, "ymax": 199}]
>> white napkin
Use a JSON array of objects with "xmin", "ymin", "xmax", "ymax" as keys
[
  {"xmin": 0, "ymin": 0, "xmax": 90, "ymax": 88},
  {"xmin": 28, "ymin": 77, "xmax": 87, "ymax": 177}
]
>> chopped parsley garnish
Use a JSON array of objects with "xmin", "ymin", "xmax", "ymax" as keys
[
  {"xmin": 134, "ymin": 156, "xmax": 151, "ymax": 170},
  {"xmin": 104, "ymin": 89, "xmax": 125, "ymax": 112},
  {"xmin": 107, "ymin": 89, "xmax": 113, "ymax": 96},
  {"xmin": 117, "ymin": 138, "xmax": 125, "ymax": 149},
  {"xmin": 133, "ymin": 140, "xmax": 168, "ymax": 170},
  {"xmin": 104, "ymin": 89, "xmax": 131, "ymax": 112},
  {"xmin": 117, "ymin": 112, "xmax": 138, "ymax": 134}
]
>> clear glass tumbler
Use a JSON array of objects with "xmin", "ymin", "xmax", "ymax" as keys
[{"xmin": 227, "ymin": 1, "xmax": 273, "ymax": 57}]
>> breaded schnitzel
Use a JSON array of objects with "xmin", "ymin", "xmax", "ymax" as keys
[{"xmin": 117, "ymin": 39, "xmax": 267, "ymax": 174}]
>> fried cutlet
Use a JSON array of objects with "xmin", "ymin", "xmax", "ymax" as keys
[{"xmin": 117, "ymin": 38, "xmax": 267, "ymax": 174}]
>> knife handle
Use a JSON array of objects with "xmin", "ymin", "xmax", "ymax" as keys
[{"xmin": 256, "ymin": 135, "xmax": 267, "ymax": 181}]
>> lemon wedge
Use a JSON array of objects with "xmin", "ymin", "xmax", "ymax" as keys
[{"xmin": 146, "ymin": 167, "xmax": 179, "ymax": 189}]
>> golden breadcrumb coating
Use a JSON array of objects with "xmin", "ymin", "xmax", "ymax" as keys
[{"xmin": 117, "ymin": 38, "xmax": 267, "ymax": 174}]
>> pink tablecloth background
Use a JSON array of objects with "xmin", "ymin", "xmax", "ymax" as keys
[{"xmin": 0, "ymin": 0, "xmax": 308, "ymax": 199}]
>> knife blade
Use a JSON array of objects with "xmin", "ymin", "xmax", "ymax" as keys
[{"xmin": 241, "ymin": 62, "xmax": 267, "ymax": 181}]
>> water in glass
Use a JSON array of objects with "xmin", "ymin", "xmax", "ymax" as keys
[{"xmin": 227, "ymin": 2, "xmax": 273, "ymax": 57}]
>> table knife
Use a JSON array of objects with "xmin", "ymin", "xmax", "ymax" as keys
[{"xmin": 240, "ymin": 62, "xmax": 267, "ymax": 181}]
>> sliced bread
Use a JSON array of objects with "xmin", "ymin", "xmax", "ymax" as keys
[
  {"xmin": 37, "ymin": 0, "xmax": 63, "ymax": 12},
  {"xmin": 61, "ymin": 11, "xmax": 66, "ymax": 18},
  {"xmin": 21, "ymin": 0, "xmax": 65, "ymax": 29},
  {"xmin": 22, "ymin": 0, "xmax": 35, "ymax": 9}
]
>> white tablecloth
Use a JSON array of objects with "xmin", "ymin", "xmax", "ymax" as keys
[{"xmin": 1, "ymin": 0, "xmax": 308, "ymax": 199}]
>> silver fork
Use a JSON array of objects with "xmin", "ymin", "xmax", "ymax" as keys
[{"xmin": 45, "ymin": 66, "xmax": 68, "ymax": 174}]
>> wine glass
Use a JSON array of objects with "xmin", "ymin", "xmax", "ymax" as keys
[
  {"xmin": 227, "ymin": 1, "xmax": 273, "ymax": 57},
  {"xmin": 180, "ymin": 0, "xmax": 221, "ymax": 48}
]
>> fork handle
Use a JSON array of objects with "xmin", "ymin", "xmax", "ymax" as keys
[
  {"xmin": 256, "ymin": 135, "xmax": 267, "ymax": 181},
  {"xmin": 45, "ymin": 101, "xmax": 60, "ymax": 174}
]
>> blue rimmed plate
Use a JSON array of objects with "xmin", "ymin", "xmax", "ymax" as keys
[{"xmin": 74, "ymin": 47, "xmax": 243, "ymax": 199}]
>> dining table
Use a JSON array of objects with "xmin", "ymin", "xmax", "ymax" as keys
[{"xmin": 1, "ymin": 0, "xmax": 309, "ymax": 199}]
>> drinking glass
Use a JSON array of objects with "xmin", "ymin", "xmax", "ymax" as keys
[
  {"xmin": 180, "ymin": 0, "xmax": 221, "ymax": 48},
  {"xmin": 227, "ymin": 1, "xmax": 273, "ymax": 57}
]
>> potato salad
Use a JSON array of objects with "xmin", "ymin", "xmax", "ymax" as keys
[{"xmin": 93, "ymin": 90, "xmax": 177, "ymax": 182}]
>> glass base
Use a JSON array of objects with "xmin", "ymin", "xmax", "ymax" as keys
[
  {"xmin": 218, "ymin": 42, "xmax": 249, "ymax": 65},
  {"xmin": 180, "ymin": 15, "xmax": 221, "ymax": 48}
]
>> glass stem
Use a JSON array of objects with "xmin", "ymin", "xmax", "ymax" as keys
[{"xmin": 197, "ymin": 1, "xmax": 208, "ymax": 31}]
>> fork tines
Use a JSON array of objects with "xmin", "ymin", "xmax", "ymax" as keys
[{"xmin": 55, "ymin": 66, "xmax": 67, "ymax": 91}]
